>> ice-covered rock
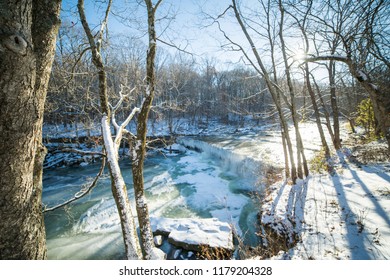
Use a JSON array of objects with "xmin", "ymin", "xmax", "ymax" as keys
[
  {"xmin": 150, "ymin": 247, "xmax": 166, "ymax": 260},
  {"xmin": 150, "ymin": 217, "xmax": 234, "ymax": 253},
  {"xmin": 153, "ymin": 235, "xmax": 163, "ymax": 247}
]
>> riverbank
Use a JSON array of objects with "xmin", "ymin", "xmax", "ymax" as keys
[{"xmin": 255, "ymin": 140, "xmax": 390, "ymax": 260}]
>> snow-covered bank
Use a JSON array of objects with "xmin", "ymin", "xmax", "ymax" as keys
[
  {"xmin": 259, "ymin": 160, "xmax": 390, "ymax": 260},
  {"xmin": 150, "ymin": 217, "xmax": 234, "ymax": 253}
]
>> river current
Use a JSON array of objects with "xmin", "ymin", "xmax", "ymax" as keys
[{"xmin": 43, "ymin": 137, "xmax": 263, "ymax": 259}]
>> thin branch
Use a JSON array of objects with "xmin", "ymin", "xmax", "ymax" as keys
[
  {"xmin": 43, "ymin": 157, "xmax": 106, "ymax": 213},
  {"xmin": 304, "ymin": 55, "xmax": 349, "ymax": 64},
  {"xmin": 55, "ymin": 148, "xmax": 106, "ymax": 157},
  {"xmin": 156, "ymin": 37, "xmax": 194, "ymax": 57},
  {"xmin": 97, "ymin": 0, "xmax": 113, "ymax": 51}
]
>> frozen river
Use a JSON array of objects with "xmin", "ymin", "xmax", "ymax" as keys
[{"xmin": 43, "ymin": 137, "xmax": 262, "ymax": 259}]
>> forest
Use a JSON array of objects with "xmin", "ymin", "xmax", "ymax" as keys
[{"xmin": 0, "ymin": 0, "xmax": 389, "ymax": 261}]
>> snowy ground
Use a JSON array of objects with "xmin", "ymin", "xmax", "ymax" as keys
[
  {"xmin": 258, "ymin": 146, "xmax": 390, "ymax": 260},
  {"xmin": 190, "ymin": 119, "xmax": 390, "ymax": 260}
]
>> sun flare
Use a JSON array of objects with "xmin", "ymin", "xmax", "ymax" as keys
[{"xmin": 293, "ymin": 49, "xmax": 307, "ymax": 62}]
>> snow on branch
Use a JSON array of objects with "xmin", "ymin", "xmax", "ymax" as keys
[
  {"xmin": 55, "ymin": 147, "xmax": 106, "ymax": 157},
  {"xmin": 303, "ymin": 55, "xmax": 349, "ymax": 64},
  {"xmin": 111, "ymin": 85, "xmax": 137, "ymax": 131}
]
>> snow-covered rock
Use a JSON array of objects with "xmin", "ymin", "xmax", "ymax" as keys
[
  {"xmin": 150, "ymin": 247, "xmax": 166, "ymax": 260},
  {"xmin": 153, "ymin": 235, "xmax": 163, "ymax": 247},
  {"xmin": 150, "ymin": 217, "xmax": 234, "ymax": 253}
]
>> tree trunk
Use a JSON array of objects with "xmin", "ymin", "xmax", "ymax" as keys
[
  {"xmin": 231, "ymin": 0, "xmax": 298, "ymax": 182},
  {"xmin": 311, "ymin": 73, "xmax": 335, "ymax": 142},
  {"xmin": 278, "ymin": 1, "xmax": 308, "ymax": 178},
  {"xmin": 305, "ymin": 64, "xmax": 331, "ymax": 159},
  {"xmin": 0, "ymin": 0, "xmax": 61, "ymax": 259},
  {"xmin": 131, "ymin": 0, "xmax": 163, "ymax": 260},
  {"xmin": 101, "ymin": 117, "xmax": 141, "ymax": 259},
  {"xmin": 346, "ymin": 63, "xmax": 390, "ymax": 150},
  {"xmin": 328, "ymin": 60, "xmax": 342, "ymax": 150}
]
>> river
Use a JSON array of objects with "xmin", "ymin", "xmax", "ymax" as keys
[{"xmin": 43, "ymin": 137, "xmax": 265, "ymax": 259}]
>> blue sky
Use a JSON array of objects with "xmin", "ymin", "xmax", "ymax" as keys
[
  {"xmin": 60, "ymin": 0, "xmax": 248, "ymax": 68},
  {"xmin": 58, "ymin": 0, "xmax": 328, "ymax": 79}
]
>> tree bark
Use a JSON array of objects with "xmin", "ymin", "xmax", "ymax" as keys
[
  {"xmin": 131, "ymin": 0, "xmax": 163, "ymax": 260},
  {"xmin": 310, "ymin": 73, "xmax": 335, "ymax": 142},
  {"xmin": 0, "ymin": 0, "xmax": 61, "ymax": 259},
  {"xmin": 328, "ymin": 60, "xmax": 342, "ymax": 150}
]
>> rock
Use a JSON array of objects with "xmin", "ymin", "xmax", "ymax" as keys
[
  {"xmin": 173, "ymin": 249, "xmax": 182, "ymax": 259},
  {"xmin": 154, "ymin": 235, "xmax": 163, "ymax": 247},
  {"xmin": 150, "ymin": 247, "xmax": 166, "ymax": 260},
  {"xmin": 150, "ymin": 217, "xmax": 234, "ymax": 254}
]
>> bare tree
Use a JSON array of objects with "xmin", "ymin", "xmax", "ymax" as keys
[
  {"xmin": 77, "ymin": 0, "xmax": 166, "ymax": 260},
  {"xmin": 130, "ymin": 0, "xmax": 163, "ymax": 260},
  {"xmin": 223, "ymin": 0, "xmax": 313, "ymax": 182},
  {"xmin": 277, "ymin": 0, "xmax": 309, "ymax": 178},
  {"xmin": 0, "ymin": 0, "xmax": 62, "ymax": 259},
  {"xmin": 306, "ymin": 0, "xmax": 390, "ymax": 150},
  {"xmin": 284, "ymin": 1, "xmax": 332, "ymax": 166},
  {"xmin": 77, "ymin": 0, "xmax": 142, "ymax": 259}
]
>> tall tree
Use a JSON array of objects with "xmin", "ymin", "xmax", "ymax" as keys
[
  {"xmin": 226, "ymin": 0, "xmax": 304, "ymax": 182},
  {"xmin": 0, "ymin": 0, "xmax": 62, "ymax": 259},
  {"xmin": 131, "ymin": 0, "xmax": 163, "ymax": 260},
  {"xmin": 77, "ymin": 0, "xmax": 142, "ymax": 259},
  {"xmin": 284, "ymin": 1, "xmax": 332, "ymax": 165},
  {"xmin": 78, "ymin": 0, "xmax": 164, "ymax": 260}
]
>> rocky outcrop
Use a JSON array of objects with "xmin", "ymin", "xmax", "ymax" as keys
[{"xmin": 150, "ymin": 217, "xmax": 234, "ymax": 255}]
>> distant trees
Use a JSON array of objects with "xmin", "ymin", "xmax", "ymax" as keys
[
  {"xmin": 43, "ymin": 0, "xmax": 389, "ymax": 192},
  {"xmin": 46, "ymin": 48, "xmax": 272, "ymax": 134},
  {"xmin": 0, "ymin": 0, "xmax": 62, "ymax": 259}
]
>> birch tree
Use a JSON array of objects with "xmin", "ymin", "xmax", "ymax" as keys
[{"xmin": 0, "ymin": 0, "xmax": 62, "ymax": 259}]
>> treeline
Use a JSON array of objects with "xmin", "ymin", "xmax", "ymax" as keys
[
  {"xmin": 45, "ymin": 22, "xmax": 368, "ymax": 135},
  {"xmin": 45, "ymin": 24, "xmax": 272, "ymax": 131}
]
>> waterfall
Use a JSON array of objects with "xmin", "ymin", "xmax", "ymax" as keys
[{"xmin": 177, "ymin": 137, "xmax": 261, "ymax": 187}]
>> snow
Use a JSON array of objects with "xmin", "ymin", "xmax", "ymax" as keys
[
  {"xmin": 43, "ymin": 117, "xmax": 390, "ymax": 260},
  {"xmin": 357, "ymin": 70, "xmax": 368, "ymax": 81},
  {"xmin": 150, "ymin": 217, "xmax": 234, "ymax": 251},
  {"xmin": 259, "ymin": 162, "xmax": 390, "ymax": 260}
]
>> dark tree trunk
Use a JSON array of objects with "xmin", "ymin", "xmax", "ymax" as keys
[
  {"xmin": 328, "ymin": 61, "xmax": 342, "ymax": 150},
  {"xmin": 0, "ymin": 0, "xmax": 61, "ymax": 259},
  {"xmin": 131, "ymin": 0, "xmax": 163, "ymax": 260}
]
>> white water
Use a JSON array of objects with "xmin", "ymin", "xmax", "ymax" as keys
[
  {"xmin": 177, "ymin": 137, "xmax": 261, "ymax": 185},
  {"xmin": 43, "ymin": 138, "xmax": 262, "ymax": 259}
]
